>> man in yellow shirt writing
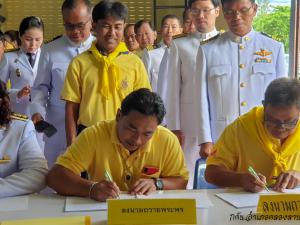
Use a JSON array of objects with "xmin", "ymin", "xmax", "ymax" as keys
[
  {"xmin": 206, "ymin": 78, "xmax": 300, "ymax": 193},
  {"xmin": 61, "ymin": 1, "xmax": 151, "ymax": 146},
  {"xmin": 47, "ymin": 88, "xmax": 189, "ymax": 201}
]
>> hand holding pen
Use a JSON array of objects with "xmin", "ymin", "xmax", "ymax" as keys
[
  {"xmin": 89, "ymin": 170, "xmax": 120, "ymax": 202},
  {"xmin": 240, "ymin": 166, "xmax": 269, "ymax": 193}
]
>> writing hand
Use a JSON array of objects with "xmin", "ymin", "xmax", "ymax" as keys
[
  {"xmin": 90, "ymin": 180, "xmax": 120, "ymax": 202},
  {"xmin": 241, "ymin": 172, "xmax": 267, "ymax": 193}
]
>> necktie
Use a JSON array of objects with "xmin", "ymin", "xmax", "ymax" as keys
[{"xmin": 26, "ymin": 53, "xmax": 35, "ymax": 67}]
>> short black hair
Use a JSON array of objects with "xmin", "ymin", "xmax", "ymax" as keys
[
  {"xmin": 189, "ymin": 0, "xmax": 221, "ymax": 8},
  {"xmin": 134, "ymin": 19, "xmax": 154, "ymax": 34},
  {"xmin": 161, "ymin": 14, "xmax": 181, "ymax": 27},
  {"xmin": 0, "ymin": 80, "xmax": 11, "ymax": 126},
  {"xmin": 221, "ymin": 0, "xmax": 255, "ymax": 5},
  {"xmin": 19, "ymin": 16, "xmax": 44, "ymax": 37},
  {"xmin": 264, "ymin": 78, "xmax": 300, "ymax": 109},
  {"xmin": 120, "ymin": 88, "xmax": 166, "ymax": 124},
  {"xmin": 4, "ymin": 30, "xmax": 21, "ymax": 46},
  {"xmin": 0, "ymin": 30, "xmax": 4, "ymax": 43},
  {"xmin": 124, "ymin": 23, "xmax": 134, "ymax": 36},
  {"xmin": 61, "ymin": 0, "xmax": 93, "ymax": 14},
  {"xmin": 182, "ymin": 8, "xmax": 190, "ymax": 21},
  {"xmin": 92, "ymin": 0, "xmax": 128, "ymax": 22}
]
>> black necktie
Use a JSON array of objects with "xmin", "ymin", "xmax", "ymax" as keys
[{"xmin": 26, "ymin": 53, "xmax": 35, "ymax": 67}]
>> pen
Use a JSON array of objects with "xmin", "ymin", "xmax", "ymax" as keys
[
  {"xmin": 248, "ymin": 166, "xmax": 270, "ymax": 192},
  {"xmin": 104, "ymin": 170, "xmax": 120, "ymax": 199}
]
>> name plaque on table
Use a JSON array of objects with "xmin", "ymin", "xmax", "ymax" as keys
[
  {"xmin": 257, "ymin": 194, "xmax": 300, "ymax": 219},
  {"xmin": 107, "ymin": 198, "xmax": 196, "ymax": 224}
]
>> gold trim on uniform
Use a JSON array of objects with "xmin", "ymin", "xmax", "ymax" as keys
[
  {"xmin": 0, "ymin": 155, "xmax": 11, "ymax": 164},
  {"xmin": 10, "ymin": 112, "xmax": 28, "ymax": 121},
  {"xmin": 254, "ymin": 49, "xmax": 272, "ymax": 57},
  {"xmin": 200, "ymin": 33, "xmax": 221, "ymax": 45}
]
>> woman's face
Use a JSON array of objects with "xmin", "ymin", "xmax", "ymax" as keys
[{"xmin": 20, "ymin": 27, "xmax": 43, "ymax": 53}]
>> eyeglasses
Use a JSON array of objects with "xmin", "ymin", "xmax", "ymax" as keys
[
  {"xmin": 64, "ymin": 18, "xmax": 90, "ymax": 31},
  {"xmin": 264, "ymin": 116, "xmax": 299, "ymax": 130},
  {"xmin": 223, "ymin": 5, "xmax": 253, "ymax": 17},
  {"xmin": 191, "ymin": 8, "xmax": 216, "ymax": 16}
]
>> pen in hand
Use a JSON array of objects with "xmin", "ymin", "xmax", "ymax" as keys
[
  {"xmin": 104, "ymin": 170, "xmax": 120, "ymax": 199},
  {"xmin": 248, "ymin": 166, "xmax": 270, "ymax": 192}
]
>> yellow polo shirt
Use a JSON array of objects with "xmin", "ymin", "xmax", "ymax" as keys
[
  {"xmin": 56, "ymin": 120, "xmax": 189, "ymax": 191},
  {"xmin": 207, "ymin": 108, "xmax": 300, "ymax": 185},
  {"xmin": 61, "ymin": 50, "xmax": 151, "ymax": 127}
]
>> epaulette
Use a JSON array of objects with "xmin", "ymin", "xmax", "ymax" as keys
[
  {"xmin": 260, "ymin": 32, "xmax": 273, "ymax": 39},
  {"xmin": 10, "ymin": 112, "xmax": 28, "ymax": 121},
  {"xmin": 173, "ymin": 33, "xmax": 187, "ymax": 40},
  {"xmin": 200, "ymin": 33, "xmax": 221, "ymax": 45},
  {"xmin": 4, "ymin": 48, "xmax": 19, "ymax": 53}
]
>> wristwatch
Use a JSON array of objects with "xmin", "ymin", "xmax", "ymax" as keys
[{"xmin": 154, "ymin": 178, "xmax": 164, "ymax": 190}]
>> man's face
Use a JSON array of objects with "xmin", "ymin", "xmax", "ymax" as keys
[
  {"xmin": 124, "ymin": 25, "xmax": 139, "ymax": 51},
  {"xmin": 62, "ymin": 4, "xmax": 92, "ymax": 44},
  {"xmin": 135, "ymin": 23, "xmax": 156, "ymax": 49},
  {"xmin": 183, "ymin": 10, "xmax": 196, "ymax": 34},
  {"xmin": 190, "ymin": 0, "xmax": 219, "ymax": 33},
  {"xmin": 264, "ymin": 105, "xmax": 300, "ymax": 141},
  {"xmin": 223, "ymin": 0, "xmax": 257, "ymax": 36},
  {"xmin": 160, "ymin": 18, "xmax": 182, "ymax": 46},
  {"xmin": 93, "ymin": 17, "xmax": 125, "ymax": 54},
  {"xmin": 116, "ymin": 110, "xmax": 158, "ymax": 152}
]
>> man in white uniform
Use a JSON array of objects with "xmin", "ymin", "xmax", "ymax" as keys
[
  {"xmin": 142, "ymin": 15, "xmax": 182, "ymax": 91},
  {"xmin": 161, "ymin": 0, "xmax": 221, "ymax": 188},
  {"xmin": 196, "ymin": 0, "xmax": 286, "ymax": 158},
  {"xmin": 31, "ymin": 0, "xmax": 94, "ymax": 167}
]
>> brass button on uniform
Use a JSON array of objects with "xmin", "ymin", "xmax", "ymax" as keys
[
  {"xmin": 241, "ymin": 101, "xmax": 247, "ymax": 106},
  {"xmin": 239, "ymin": 45, "xmax": 244, "ymax": 50},
  {"xmin": 244, "ymin": 37, "xmax": 251, "ymax": 41},
  {"xmin": 239, "ymin": 64, "xmax": 245, "ymax": 69},
  {"xmin": 240, "ymin": 82, "xmax": 246, "ymax": 88}
]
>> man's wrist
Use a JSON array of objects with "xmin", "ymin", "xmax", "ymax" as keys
[{"xmin": 88, "ymin": 182, "xmax": 98, "ymax": 199}]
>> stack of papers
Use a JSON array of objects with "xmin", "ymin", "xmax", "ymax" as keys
[{"xmin": 65, "ymin": 192, "xmax": 213, "ymax": 212}]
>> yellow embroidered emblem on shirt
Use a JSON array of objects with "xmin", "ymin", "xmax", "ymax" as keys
[{"xmin": 121, "ymin": 79, "xmax": 128, "ymax": 89}]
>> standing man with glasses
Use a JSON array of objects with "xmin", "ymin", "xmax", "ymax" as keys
[
  {"xmin": 158, "ymin": 0, "xmax": 220, "ymax": 189},
  {"xmin": 30, "ymin": 0, "xmax": 94, "ymax": 167},
  {"xmin": 205, "ymin": 78, "xmax": 300, "ymax": 193},
  {"xmin": 196, "ymin": 0, "xmax": 286, "ymax": 159},
  {"xmin": 61, "ymin": 1, "xmax": 150, "ymax": 146}
]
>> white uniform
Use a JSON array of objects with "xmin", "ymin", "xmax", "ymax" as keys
[
  {"xmin": 196, "ymin": 30, "xmax": 286, "ymax": 145},
  {"xmin": 141, "ymin": 43, "xmax": 167, "ymax": 92},
  {"xmin": 30, "ymin": 35, "xmax": 94, "ymax": 167},
  {"xmin": 0, "ymin": 48, "xmax": 41, "ymax": 115},
  {"xmin": 162, "ymin": 29, "xmax": 219, "ymax": 188},
  {"xmin": 0, "ymin": 119, "xmax": 48, "ymax": 198}
]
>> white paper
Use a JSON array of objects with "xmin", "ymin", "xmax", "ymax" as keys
[
  {"xmin": 137, "ymin": 192, "xmax": 213, "ymax": 208},
  {"xmin": 0, "ymin": 195, "xmax": 29, "ymax": 212},
  {"xmin": 65, "ymin": 192, "xmax": 213, "ymax": 212},
  {"xmin": 216, "ymin": 187, "xmax": 300, "ymax": 208},
  {"xmin": 64, "ymin": 194, "xmax": 137, "ymax": 212}
]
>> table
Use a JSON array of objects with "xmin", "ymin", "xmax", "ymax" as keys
[{"xmin": 0, "ymin": 189, "xmax": 298, "ymax": 224}]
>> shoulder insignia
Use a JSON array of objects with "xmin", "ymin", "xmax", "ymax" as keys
[
  {"xmin": 10, "ymin": 112, "xmax": 28, "ymax": 121},
  {"xmin": 260, "ymin": 32, "xmax": 274, "ymax": 39},
  {"xmin": 200, "ymin": 33, "xmax": 221, "ymax": 45},
  {"xmin": 4, "ymin": 48, "xmax": 19, "ymax": 53},
  {"xmin": 173, "ymin": 33, "xmax": 187, "ymax": 40}
]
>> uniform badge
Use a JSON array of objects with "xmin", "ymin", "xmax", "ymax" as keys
[
  {"xmin": 254, "ymin": 49, "xmax": 272, "ymax": 63},
  {"xmin": 16, "ymin": 68, "xmax": 21, "ymax": 77},
  {"xmin": 0, "ymin": 155, "xmax": 11, "ymax": 164},
  {"xmin": 121, "ymin": 79, "xmax": 128, "ymax": 89}
]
